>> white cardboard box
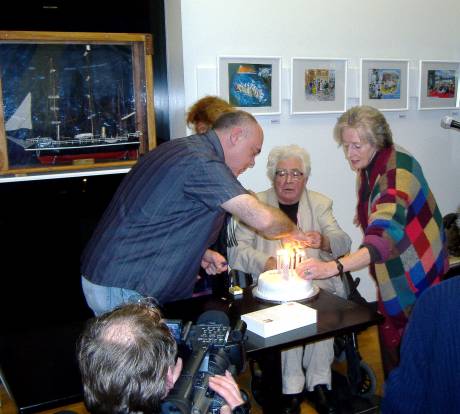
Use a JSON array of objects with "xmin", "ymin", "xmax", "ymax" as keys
[{"xmin": 241, "ymin": 302, "xmax": 317, "ymax": 338}]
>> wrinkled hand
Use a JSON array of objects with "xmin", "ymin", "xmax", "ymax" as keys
[
  {"xmin": 208, "ymin": 370, "xmax": 245, "ymax": 413},
  {"xmin": 296, "ymin": 258, "xmax": 337, "ymax": 280},
  {"xmin": 201, "ymin": 249, "xmax": 228, "ymax": 275},
  {"xmin": 282, "ymin": 230, "xmax": 308, "ymax": 249},
  {"xmin": 283, "ymin": 229, "xmax": 321, "ymax": 249},
  {"xmin": 264, "ymin": 256, "xmax": 277, "ymax": 271},
  {"xmin": 303, "ymin": 231, "xmax": 322, "ymax": 249}
]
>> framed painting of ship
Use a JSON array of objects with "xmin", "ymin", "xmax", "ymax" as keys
[{"xmin": 0, "ymin": 31, "xmax": 156, "ymax": 175}]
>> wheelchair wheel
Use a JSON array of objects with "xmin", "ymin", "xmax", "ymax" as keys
[
  {"xmin": 355, "ymin": 360, "xmax": 377, "ymax": 397},
  {"xmin": 249, "ymin": 359, "xmax": 265, "ymax": 406}
]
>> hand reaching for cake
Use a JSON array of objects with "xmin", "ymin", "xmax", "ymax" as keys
[
  {"xmin": 263, "ymin": 256, "xmax": 277, "ymax": 271},
  {"xmin": 283, "ymin": 230, "xmax": 325, "ymax": 251},
  {"xmin": 201, "ymin": 249, "xmax": 228, "ymax": 275},
  {"xmin": 296, "ymin": 258, "xmax": 338, "ymax": 280},
  {"xmin": 303, "ymin": 231, "xmax": 322, "ymax": 249},
  {"xmin": 282, "ymin": 229, "xmax": 315, "ymax": 249}
]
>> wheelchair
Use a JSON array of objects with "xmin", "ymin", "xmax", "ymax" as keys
[
  {"xmin": 332, "ymin": 271, "xmax": 377, "ymax": 398},
  {"xmin": 230, "ymin": 269, "xmax": 378, "ymax": 406}
]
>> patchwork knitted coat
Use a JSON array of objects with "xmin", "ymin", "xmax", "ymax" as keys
[{"xmin": 357, "ymin": 145, "xmax": 448, "ymax": 327}]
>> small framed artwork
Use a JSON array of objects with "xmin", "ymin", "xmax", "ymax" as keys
[
  {"xmin": 360, "ymin": 58, "xmax": 409, "ymax": 111},
  {"xmin": 290, "ymin": 57, "xmax": 347, "ymax": 114},
  {"xmin": 418, "ymin": 60, "xmax": 460, "ymax": 110},
  {"xmin": 217, "ymin": 56, "xmax": 281, "ymax": 115}
]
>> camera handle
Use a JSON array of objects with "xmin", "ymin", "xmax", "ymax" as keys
[
  {"xmin": 230, "ymin": 319, "xmax": 247, "ymax": 342},
  {"xmin": 162, "ymin": 347, "xmax": 208, "ymax": 414},
  {"xmin": 181, "ymin": 320, "xmax": 193, "ymax": 342}
]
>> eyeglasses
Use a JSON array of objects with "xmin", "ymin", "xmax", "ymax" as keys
[
  {"xmin": 342, "ymin": 142, "xmax": 368, "ymax": 152},
  {"xmin": 275, "ymin": 169, "xmax": 304, "ymax": 180}
]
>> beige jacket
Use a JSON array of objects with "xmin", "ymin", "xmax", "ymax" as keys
[{"xmin": 228, "ymin": 187, "xmax": 351, "ymax": 293}]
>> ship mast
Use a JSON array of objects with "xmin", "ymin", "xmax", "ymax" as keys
[
  {"xmin": 117, "ymin": 80, "xmax": 123, "ymax": 137},
  {"xmin": 48, "ymin": 57, "xmax": 60, "ymax": 140},
  {"xmin": 83, "ymin": 44, "xmax": 95, "ymax": 137}
]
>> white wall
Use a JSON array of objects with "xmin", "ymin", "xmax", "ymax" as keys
[
  {"xmin": 164, "ymin": 0, "xmax": 187, "ymax": 139},
  {"xmin": 168, "ymin": 0, "xmax": 460, "ymax": 300}
]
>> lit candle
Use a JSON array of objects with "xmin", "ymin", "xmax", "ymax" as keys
[
  {"xmin": 291, "ymin": 250, "xmax": 296, "ymax": 270},
  {"xmin": 298, "ymin": 250, "xmax": 306, "ymax": 265},
  {"xmin": 282, "ymin": 249, "xmax": 290, "ymax": 279},
  {"xmin": 276, "ymin": 249, "xmax": 284, "ymax": 271}
]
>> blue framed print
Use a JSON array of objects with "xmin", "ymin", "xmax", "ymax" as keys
[
  {"xmin": 360, "ymin": 58, "xmax": 409, "ymax": 111},
  {"xmin": 217, "ymin": 55, "xmax": 281, "ymax": 115}
]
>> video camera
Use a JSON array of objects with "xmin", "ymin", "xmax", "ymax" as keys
[{"xmin": 161, "ymin": 310, "xmax": 247, "ymax": 414}]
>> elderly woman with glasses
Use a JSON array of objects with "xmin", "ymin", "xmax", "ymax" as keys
[
  {"xmin": 296, "ymin": 105, "xmax": 449, "ymax": 376},
  {"xmin": 228, "ymin": 144, "xmax": 351, "ymax": 414}
]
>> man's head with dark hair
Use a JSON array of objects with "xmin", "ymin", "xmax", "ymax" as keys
[
  {"xmin": 214, "ymin": 110, "xmax": 263, "ymax": 177},
  {"xmin": 212, "ymin": 110, "xmax": 257, "ymax": 131},
  {"xmin": 77, "ymin": 303, "xmax": 179, "ymax": 414}
]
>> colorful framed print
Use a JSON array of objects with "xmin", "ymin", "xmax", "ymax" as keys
[
  {"xmin": 360, "ymin": 58, "xmax": 409, "ymax": 111},
  {"xmin": 418, "ymin": 60, "xmax": 460, "ymax": 110},
  {"xmin": 290, "ymin": 57, "xmax": 347, "ymax": 114},
  {"xmin": 217, "ymin": 56, "xmax": 281, "ymax": 115}
]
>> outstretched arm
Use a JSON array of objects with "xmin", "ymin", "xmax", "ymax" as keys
[
  {"xmin": 227, "ymin": 216, "xmax": 276, "ymax": 276},
  {"xmin": 222, "ymin": 194, "xmax": 308, "ymax": 243},
  {"xmin": 296, "ymin": 247, "xmax": 371, "ymax": 280}
]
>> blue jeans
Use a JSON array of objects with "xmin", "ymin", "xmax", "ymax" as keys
[{"xmin": 81, "ymin": 276, "xmax": 144, "ymax": 316}]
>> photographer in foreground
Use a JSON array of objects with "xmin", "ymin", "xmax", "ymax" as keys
[{"xmin": 77, "ymin": 303, "xmax": 249, "ymax": 414}]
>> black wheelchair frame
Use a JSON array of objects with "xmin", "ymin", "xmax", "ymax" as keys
[{"xmin": 230, "ymin": 269, "xmax": 378, "ymax": 405}]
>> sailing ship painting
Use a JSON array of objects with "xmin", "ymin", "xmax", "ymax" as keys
[{"xmin": 1, "ymin": 42, "xmax": 143, "ymax": 168}]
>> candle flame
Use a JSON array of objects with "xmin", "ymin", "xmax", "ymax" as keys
[{"xmin": 277, "ymin": 246, "xmax": 305, "ymax": 275}]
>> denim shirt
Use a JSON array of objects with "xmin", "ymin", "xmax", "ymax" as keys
[{"xmin": 81, "ymin": 130, "xmax": 247, "ymax": 304}]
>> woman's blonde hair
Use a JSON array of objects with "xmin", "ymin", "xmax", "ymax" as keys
[
  {"xmin": 186, "ymin": 96, "xmax": 235, "ymax": 131},
  {"xmin": 333, "ymin": 105, "xmax": 393, "ymax": 149}
]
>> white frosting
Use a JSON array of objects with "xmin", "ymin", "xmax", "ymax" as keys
[{"xmin": 253, "ymin": 269, "xmax": 315, "ymax": 302}]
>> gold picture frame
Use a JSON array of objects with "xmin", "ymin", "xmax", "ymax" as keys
[{"xmin": 0, "ymin": 31, "xmax": 156, "ymax": 175}]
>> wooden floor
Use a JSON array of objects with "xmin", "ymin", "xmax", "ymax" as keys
[
  {"xmin": 238, "ymin": 325, "xmax": 384, "ymax": 414},
  {"xmin": 0, "ymin": 326, "xmax": 383, "ymax": 414}
]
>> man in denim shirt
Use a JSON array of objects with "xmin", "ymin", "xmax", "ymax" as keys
[{"xmin": 82, "ymin": 111, "xmax": 312, "ymax": 315}]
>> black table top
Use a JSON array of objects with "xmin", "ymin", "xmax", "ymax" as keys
[
  {"xmin": 1, "ymin": 288, "xmax": 382, "ymax": 413},
  {"xmin": 163, "ymin": 288, "xmax": 384, "ymax": 353}
]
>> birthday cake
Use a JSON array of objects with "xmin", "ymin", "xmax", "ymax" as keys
[{"xmin": 253, "ymin": 269, "xmax": 316, "ymax": 302}]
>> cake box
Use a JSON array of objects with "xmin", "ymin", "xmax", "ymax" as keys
[{"xmin": 241, "ymin": 301, "xmax": 317, "ymax": 338}]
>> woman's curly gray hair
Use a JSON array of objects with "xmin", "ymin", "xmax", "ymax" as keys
[{"xmin": 266, "ymin": 144, "xmax": 311, "ymax": 183}]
